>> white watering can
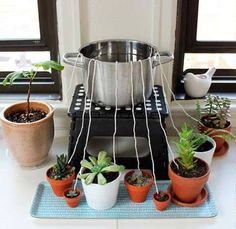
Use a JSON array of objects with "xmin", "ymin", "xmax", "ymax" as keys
[{"xmin": 184, "ymin": 67, "xmax": 216, "ymax": 98}]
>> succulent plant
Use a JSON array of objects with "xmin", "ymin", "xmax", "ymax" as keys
[
  {"xmin": 126, "ymin": 170, "xmax": 151, "ymax": 187},
  {"xmin": 175, "ymin": 124, "xmax": 207, "ymax": 171},
  {"xmin": 65, "ymin": 189, "xmax": 79, "ymax": 198},
  {"xmin": 78, "ymin": 151, "xmax": 125, "ymax": 185},
  {"xmin": 50, "ymin": 154, "xmax": 75, "ymax": 180},
  {"xmin": 197, "ymin": 94, "xmax": 231, "ymax": 129}
]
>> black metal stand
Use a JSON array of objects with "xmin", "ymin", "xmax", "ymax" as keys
[{"xmin": 68, "ymin": 84, "xmax": 169, "ymax": 180}]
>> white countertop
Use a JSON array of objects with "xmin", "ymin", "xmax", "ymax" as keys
[{"xmin": 0, "ymin": 136, "xmax": 235, "ymax": 229}]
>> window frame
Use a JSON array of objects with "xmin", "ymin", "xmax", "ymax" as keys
[
  {"xmin": 0, "ymin": 0, "xmax": 61, "ymax": 99},
  {"xmin": 173, "ymin": 0, "xmax": 236, "ymax": 98}
]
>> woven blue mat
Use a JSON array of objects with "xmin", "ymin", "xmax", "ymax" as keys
[{"xmin": 30, "ymin": 181, "xmax": 218, "ymax": 219}]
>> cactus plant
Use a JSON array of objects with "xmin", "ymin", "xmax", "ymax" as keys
[
  {"xmin": 49, "ymin": 154, "xmax": 75, "ymax": 180},
  {"xmin": 79, "ymin": 151, "xmax": 125, "ymax": 185}
]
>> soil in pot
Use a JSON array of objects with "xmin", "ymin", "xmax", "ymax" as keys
[
  {"xmin": 171, "ymin": 159, "xmax": 208, "ymax": 178},
  {"xmin": 6, "ymin": 109, "xmax": 47, "ymax": 123},
  {"xmin": 195, "ymin": 140, "xmax": 213, "ymax": 152},
  {"xmin": 153, "ymin": 191, "xmax": 171, "ymax": 211},
  {"xmin": 124, "ymin": 170, "xmax": 153, "ymax": 203},
  {"xmin": 63, "ymin": 188, "xmax": 81, "ymax": 208}
]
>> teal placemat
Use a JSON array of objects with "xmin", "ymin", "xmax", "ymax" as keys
[{"xmin": 30, "ymin": 181, "xmax": 218, "ymax": 219}]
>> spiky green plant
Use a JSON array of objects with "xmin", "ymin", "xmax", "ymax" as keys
[
  {"xmin": 2, "ymin": 60, "xmax": 64, "ymax": 120},
  {"xmin": 78, "ymin": 151, "xmax": 125, "ymax": 185},
  {"xmin": 197, "ymin": 94, "xmax": 231, "ymax": 129},
  {"xmin": 50, "ymin": 154, "xmax": 74, "ymax": 180},
  {"xmin": 175, "ymin": 124, "xmax": 207, "ymax": 171}
]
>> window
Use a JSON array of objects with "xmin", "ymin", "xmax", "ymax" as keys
[
  {"xmin": 173, "ymin": 0, "xmax": 236, "ymax": 99},
  {"xmin": 0, "ymin": 0, "xmax": 61, "ymax": 100}
]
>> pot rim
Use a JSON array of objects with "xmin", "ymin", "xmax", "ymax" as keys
[
  {"xmin": 46, "ymin": 167, "xmax": 75, "ymax": 183},
  {"xmin": 78, "ymin": 39, "xmax": 159, "ymax": 64},
  {"xmin": 124, "ymin": 169, "xmax": 154, "ymax": 188},
  {"xmin": 63, "ymin": 188, "xmax": 81, "ymax": 200},
  {"xmin": 194, "ymin": 136, "xmax": 216, "ymax": 153},
  {"xmin": 152, "ymin": 191, "xmax": 171, "ymax": 203},
  {"xmin": 0, "ymin": 100, "xmax": 54, "ymax": 126},
  {"xmin": 81, "ymin": 169, "xmax": 122, "ymax": 187},
  {"xmin": 200, "ymin": 115, "xmax": 231, "ymax": 130},
  {"xmin": 168, "ymin": 157, "xmax": 210, "ymax": 181}
]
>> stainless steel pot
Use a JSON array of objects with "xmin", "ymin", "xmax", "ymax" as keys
[{"xmin": 63, "ymin": 39, "xmax": 173, "ymax": 107}]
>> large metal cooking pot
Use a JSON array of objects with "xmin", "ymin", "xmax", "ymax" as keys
[{"xmin": 63, "ymin": 39, "xmax": 173, "ymax": 107}]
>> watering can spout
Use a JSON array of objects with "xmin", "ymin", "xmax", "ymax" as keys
[{"xmin": 205, "ymin": 67, "xmax": 216, "ymax": 78}]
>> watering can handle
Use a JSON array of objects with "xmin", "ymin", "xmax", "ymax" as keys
[
  {"xmin": 63, "ymin": 52, "xmax": 85, "ymax": 68},
  {"xmin": 152, "ymin": 51, "xmax": 174, "ymax": 67}
]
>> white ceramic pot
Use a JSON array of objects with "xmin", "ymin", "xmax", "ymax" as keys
[
  {"xmin": 82, "ymin": 172, "xmax": 122, "ymax": 210},
  {"xmin": 194, "ymin": 137, "xmax": 216, "ymax": 166}
]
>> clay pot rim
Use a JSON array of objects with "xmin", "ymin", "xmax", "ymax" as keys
[
  {"xmin": 0, "ymin": 101, "xmax": 54, "ymax": 126},
  {"xmin": 46, "ymin": 166, "xmax": 75, "ymax": 183},
  {"xmin": 168, "ymin": 157, "xmax": 210, "ymax": 181},
  {"xmin": 63, "ymin": 188, "xmax": 81, "ymax": 200},
  {"xmin": 199, "ymin": 115, "xmax": 231, "ymax": 130},
  {"xmin": 152, "ymin": 191, "xmax": 171, "ymax": 203},
  {"xmin": 124, "ymin": 170, "xmax": 154, "ymax": 189}
]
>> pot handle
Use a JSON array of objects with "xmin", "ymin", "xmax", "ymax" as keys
[
  {"xmin": 152, "ymin": 51, "xmax": 174, "ymax": 67},
  {"xmin": 63, "ymin": 52, "xmax": 85, "ymax": 68}
]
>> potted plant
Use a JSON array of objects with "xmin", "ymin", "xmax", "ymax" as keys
[
  {"xmin": 124, "ymin": 170, "xmax": 153, "ymax": 203},
  {"xmin": 0, "ymin": 60, "xmax": 64, "ymax": 166},
  {"xmin": 152, "ymin": 191, "xmax": 171, "ymax": 211},
  {"xmin": 78, "ymin": 151, "xmax": 125, "ymax": 210},
  {"xmin": 196, "ymin": 95, "xmax": 235, "ymax": 153},
  {"xmin": 63, "ymin": 188, "xmax": 81, "ymax": 208},
  {"xmin": 46, "ymin": 154, "xmax": 75, "ymax": 197},
  {"xmin": 168, "ymin": 124, "xmax": 210, "ymax": 203}
]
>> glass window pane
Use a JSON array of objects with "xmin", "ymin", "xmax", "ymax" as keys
[
  {"xmin": 0, "ymin": 0, "xmax": 40, "ymax": 40},
  {"xmin": 197, "ymin": 0, "xmax": 236, "ymax": 41},
  {"xmin": 184, "ymin": 53, "xmax": 236, "ymax": 70},
  {"xmin": 0, "ymin": 51, "xmax": 50, "ymax": 71}
]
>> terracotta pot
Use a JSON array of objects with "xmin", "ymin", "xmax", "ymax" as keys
[
  {"xmin": 63, "ymin": 188, "xmax": 81, "ymax": 208},
  {"xmin": 0, "ymin": 101, "xmax": 54, "ymax": 166},
  {"xmin": 46, "ymin": 167, "xmax": 75, "ymax": 197},
  {"xmin": 168, "ymin": 158, "xmax": 210, "ymax": 203},
  {"xmin": 153, "ymin": 191, "xmax": 171, "ymax": 211},
  {"xmin": 124, "ymin": 170, "xmax": 153, "ymax": 203},
  {"xmin": 198, "ymin": 117, "xmax": 231, "ymax": 151}
]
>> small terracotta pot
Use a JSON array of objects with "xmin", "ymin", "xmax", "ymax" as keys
[
  {"xmin": 153, "ymin": 191, "xmax": 171, "ymax": 211},
  {"xmin": 124, "ymin": 170, "xmax": 153, "ymax": 203},
  {"xmin": 168, "ymin": 158, "xmax": 210, "ymax": 203},
  {"xmin": 198, "ymin": 117, "xmax": 231, "ymax": 151},
  {"xmin": 0, "ymin": 101, "xmax": 54, "ymax": 166},
  {"xmin": 63, "ymin": 188, "xmax": 81, "ymax": 208},
  {"xmin": 46, "ymin": 167, "xmax": 75, "ymax": 197}
]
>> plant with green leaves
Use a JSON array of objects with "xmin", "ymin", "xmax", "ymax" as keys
[
  {"xmin": 197, "ymin": 94, "xmax": 231, "ymax": 129},
  {"xmin": 2, "ymin": 60, "xmax": 64, "ymax": 119},
  {"xmin": 65, "ymin": 189, "xmax": 79, "ymax": 198},
  {"xmin": 126, "ymin": 170, "xmax": 151, "ymax": 187},
  {"xmin": 175, "ymin": 124, "xmax": 207, "ymax": 171},
  {"xmin": 78, "ymin": 151, "xmax": 125, "ymax": 185},
  {"xmin": 50, "ymin": 154, "xmax": 75, "ymax": 180}
]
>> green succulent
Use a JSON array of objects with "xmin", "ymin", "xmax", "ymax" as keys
[
  {"xmin": 197, "ymin": 94, "xmax": 231, "ymax": 129},
  {"xmin": 65, "ymin": 190, "xmax": 79, "ymax": 198},
  {"xmin": 50, "ymin": 154, "xmax": 74, "ymax": 180},
  {"xmin": 78, "ymin": 151, "xmax": 125, "ymax": 185},
  {"xmin": 175, "ymin": 124, "xmax": 207, "ymax": 171}
]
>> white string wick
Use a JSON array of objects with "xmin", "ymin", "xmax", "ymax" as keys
[
  {"xmin": 139, "ymin": 60, "xmax": 159, "ymax": 194},
  {"xmin": 66, "ymin": 53, "xmax": 81, "ymax": 110},
  {"xmin": 68, "ymin": 59, "xmax": 94, "ymax": 165},
  {"xmin": 112, "ymin": 61, "xmax": 118, "ymax": 165},
  {"xmin": 156, "ymin": 52, "xmax": 200, "ymax": 124},
  {"xmin": 82, "ymin": 60, "xmax": 97, "ymax": 158},
  {"xmin": 148, "ymin": 57, "xmax": 179, "ymax": 169},
  {"xmin": 130, "ymin": 61, "xmax": 140, "ymax": 171}
]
